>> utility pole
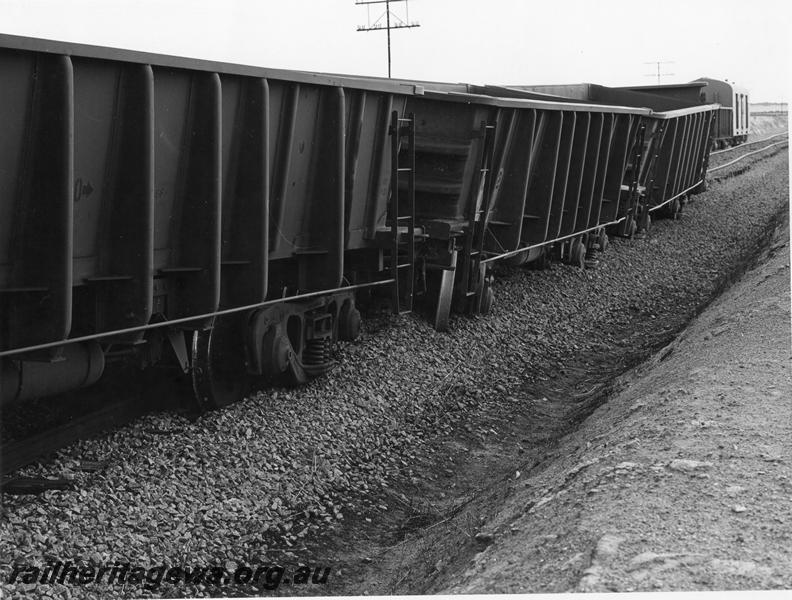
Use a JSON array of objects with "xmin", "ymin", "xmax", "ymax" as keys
[
  {"xmin": 356, "ymin": 0, "xmax": 420, "ymax": 78},
  {"xmin": 644, "ymin": 61, "xmax": 675, "ymax": 84}
]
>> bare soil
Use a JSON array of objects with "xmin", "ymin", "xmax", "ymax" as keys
[{"xmin": 749, "ymin": 114, "xmax": 788, "ymax": 139}]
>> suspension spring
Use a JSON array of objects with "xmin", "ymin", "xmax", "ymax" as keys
[{"xmin": 303, "ymin": 337, "xmax": 330, "ymax": 367}]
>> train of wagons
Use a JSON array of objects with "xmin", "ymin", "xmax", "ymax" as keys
[{"xmin": 0, "ymin": 34, "xmax": 747, "ymax": 411}]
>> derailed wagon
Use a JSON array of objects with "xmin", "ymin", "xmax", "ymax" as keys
[
  {"xmin": 386, "ymin": 85, "xmax": 656, "ymax": 329},
  {"xmin": 478, "ymin": 83, "xmax": 718, "ymax": 228}
]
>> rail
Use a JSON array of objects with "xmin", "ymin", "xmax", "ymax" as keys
[
  {"xmin": 708, "ymin": 139, "xmax": 788, "ymax": 173},
  {"xmin": 710, "ymin": 132, "xmax": 788, "ymax": 156}
]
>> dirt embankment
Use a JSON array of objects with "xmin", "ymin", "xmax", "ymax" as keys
[
  {"xmin": 750, "ymin": 113, "xmax": 788, "ymax": 137},
  {"xmin": 442, "ymin": 209, "xmax": 792, "ymax": 593}
]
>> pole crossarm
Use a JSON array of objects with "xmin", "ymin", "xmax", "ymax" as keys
[
  {"xmin": 355, "ymin": 0, "xmax": 419, "ymax": 77},
  {"xmin": 357, "ymin": 23, "xmax": 420, "ymax": 30},
  {"xmin": 643, "ymin": 60, "xmax": 675, "ymax": 84}
]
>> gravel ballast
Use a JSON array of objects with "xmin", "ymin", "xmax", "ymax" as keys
[{"xmin": 0, "ymin": 148, "xmax": 788, "ymax": 599}]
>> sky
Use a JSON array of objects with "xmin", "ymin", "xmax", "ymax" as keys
[{"xmin": 0, "ymin": 0, "xmax": 790, "ymax": 102}]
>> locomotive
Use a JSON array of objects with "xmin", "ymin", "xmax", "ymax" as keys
[
  {"xmin": 618, "ymin": 78, "xmax": 750, "ymax": 149},
  {"xmin": 0, "ymin": 34, "xmax": 720, "ymax": 412}
]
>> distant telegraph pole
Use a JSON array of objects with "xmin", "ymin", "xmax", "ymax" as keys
[
  {"xmin": 644, "ymin": 61, "xmax": 675, "ymax": 84},
  {"xmin": 356, "ymin": 0, "xmax": 420, "ymax": 78}
]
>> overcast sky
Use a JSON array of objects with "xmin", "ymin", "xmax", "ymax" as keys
[{"xmin": 1, "ymin": 0, "xmax": 789, "ymax": 101}]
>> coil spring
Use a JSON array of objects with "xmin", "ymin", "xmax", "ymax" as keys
[{"xmin": 303, "ymin": 337, "xmax": 330, "ymax": 367}]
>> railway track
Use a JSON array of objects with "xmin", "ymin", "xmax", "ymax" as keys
[
  {"xmin": 1, "ymin": 401, "xmax": 144, "ymax": 490},
  {"xmin": 709, "ymin": 133, "xmax": 789, "ymax": 174},
  {"xmin": 710, "ymin": 132, "xmax": 788, "ymax": 156},
  {"xmin": 1, "ymin": 366, "xmax": 185, "ymax": 486}
]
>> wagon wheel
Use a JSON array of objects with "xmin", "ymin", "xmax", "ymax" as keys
[
  {"xmin": 191, "ymin": 315, "xmax": 250, "ymax": 411},
  {"xmin": 625, "ymin": 216, "xmax": 638, "ymax": 239},
  {"xmin": 338, "ymin": 300, "xmax": 362, "ymax": 341},
  {"xmin": 597, "ymin": 229, "xmax": 609, "ymax": 253},
  {"xmin": 570, "ymin": 239, "xmax": 586, "ymax": 269},
  {"xmin": 534, "ymin": 248, "xmax": 550, "ymax": 270},
  {"xmin": 533, "ymin": 249, "xmax": 545, "ymax": 270},
  {"xmin": 504, "ymin": 248, "xmax": 529, "ymax": 268},
  {"xmin": 671, "ymin": 198, "xmax": 681, "ymax": 221},
  {"xmin": 480, "ymin": 284, "xmax": 494, "ymax": 315}
]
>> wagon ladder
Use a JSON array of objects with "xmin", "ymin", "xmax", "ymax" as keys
[
  {"xmin": 460, "ymin": 120, "xmax": 497, "ymax": 310},
  {"xmin": 388, "ymin": 110, "xmax": 416, "ymax": 315}
]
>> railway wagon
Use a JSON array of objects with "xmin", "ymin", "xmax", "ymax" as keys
[
  {"xmin": 481, "ymin": 83, "xmax": 718, "ymax": 225},
  {"xmin": 394, "ymin": 88, "xmax": 654, "ymax": 328},
  {"xmin": 618, "ymin": 78, "xmax": 749, "ymax": 149},
  {"xmin": 0, "ymin": 34, "xmax": 424, "ymax": 410},
  {"xmin": 639, "ymin": 104, "xmax": 717, "ymax": 218}
]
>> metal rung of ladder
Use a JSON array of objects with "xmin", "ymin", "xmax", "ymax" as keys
[{"xmin": 389, "ymin": 110, "xmax": 416, "ymax": 315}]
